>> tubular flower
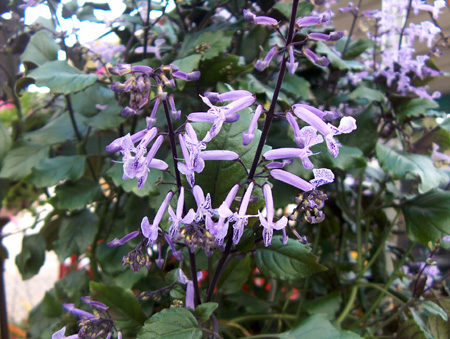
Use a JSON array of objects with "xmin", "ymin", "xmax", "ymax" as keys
[
  {"xmin": 243, "ymin": 9, "xmax": 279, "ymax": 27},
  {"xmin": 270, "ymin": 168, "xmax": 335, "ymax": 191},
  {"xmin": 231, "ymin": 182, "xmax": 255, "ymax": 244},
  {"xmin": 141, "ymin": 191, "xmax": 173, "ymax": 246},
  {"xmin": 256, "ymin": 45, "xmax": 279, "ymax": 72},
  {"xmin": 258, "ymin": 184, "xmax": 288, "ymax": 247},
  {"xmin": 168, "ymin": 187, "xmax": 196, "ymax": 239}
]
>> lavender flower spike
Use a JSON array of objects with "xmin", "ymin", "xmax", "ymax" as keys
[
  {"xmin": 243, "ymin": 9, "xmax": 279, "ymax": 27},
  {"xmin": 258, "ymin": 184, "xmax": 288, "ymax": 247},
  {"xmin": 256, "ymin": 45, "xmax": 279, "ymax": 72},
  {"xmin": 286, "ymin": 45, "xmax": 298, "ymax": 75},
  {"xmin": 292, "ymin": 105, "xmax": 356, "ymax": 157},
  {"xmin": 52, "ymin": 327, "xmax": 79, "ymax": 339},
  {"xmin": 243, "ymin": 105, "xmax": 263, "ymax": 145},
  {"xmin": 107, "ymin": 230, "xmax": 139, "ymax": 247},
  {"xmin": 142, "ymin": 191, "xmax": 173, "ymax": 246},
  {"xmin": 168, "ymin": 187, "xmax": 195, "ymax": 238},
  {"xmin": 270, "ymin": 168, "xmax": 334, "ymax": 191}
]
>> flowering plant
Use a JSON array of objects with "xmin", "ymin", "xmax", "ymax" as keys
[{"xmin": 0, "ymin": 0, "xmax": 450, "ymax": 338}]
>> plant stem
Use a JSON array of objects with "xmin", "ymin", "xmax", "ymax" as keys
[
  {"xmin": 247, "ymin": 0, "xmax": 300, "ymax": 181},
  {"xmin": 0, "ymin": 220, "xmax": 10, "ymax": 339},
  {"xmin": 142, "ymin": 0, "xmax": 151, "ymax": 59},
  {"xmin": 162, "ymin": 99, "xmax": 182, "ymax": 188},
  {"xmin": 189, "ymin": 249, "xmax": 202, "ymax": 307}
]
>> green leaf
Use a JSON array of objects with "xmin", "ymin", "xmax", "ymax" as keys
[
  {"xmin": 106, "ymin": 162, "xmax": 160, "ymax": 197},
  {"xmin": 171, "ymin": 54, "xmax": 202, "ymax": 73},
  {"xmin": 53, "ymin": 209, "xmax": 99, "ymax": 261},
  {"xmin": 402, "ymin": 190, "xmax": 450, "ymax": 245},
  {"xmin": 23, "ymin": 112, "xmax": 88, "ymax": 145},
  {"xmin": 349, "ymin": 86, "xmax": 386, "ymax": 104},
  {"xmin": 21, "ymin": 30, "xmax": 59, "ymax": 65},
  {"xmin": 398, "ymin": 320, "xmax": 427, "ymax": 339},
  {"xmin": 240, "ymin": 25, "xmax": 270, "ymax": 63},
  {"xmin": 273, "ymin": 1, "xmax": 313, "ymax": 19},
  {"xmin": 314, "ymin": 144, "xmax": 366, "ymax": 171},
  {"xmin": 304, "ymin": 292, "xmax": 342, "ymax": 320},
  {"xmin": 195, "ymin": 302, "xmax": 218, "ymax": 323},
  {"xmin": 0, "ymin": 121, "xmax": 12, "ymax": 162},
  {"xmin": 0, "ymin": 141, "xmax": 49, "ymax": 180},
  {"xmin": 28, "ymin": 60, "xmax": 97, "ymax": 94},
  {"xmin": 315, "ymin": 42, "xmax": 348, "ymax": 70},
  {"xmin": 15, "ymin": 233, "xmax": 46, "ymax": 280},
  {"xmin": 281, "ymin": 74, "xmax": 313, "ymax": 100},
  {"xmin": 50, "ymin": 178, "xmax": 102, "ymax": 210},
  {"xmin": 342, "ymin": 38, "xmax": 372, "ymax": 59},
  {"xmin": 255, "ymin": 236, "xmax": 327, "ymax": 281},
  {"xmin": 218, "ymin": 254, "xmax": 251, "ymax": 294},
  {"xmin": 422, "ymin": 301, "xmax": 448, "ymax": 321},
  {"xmin": 428, "ymin": 314, "xmax": 450, "ymax": 339},
  {"xmin": 397, "ymin": 98, "xmax": 439, "ymax": 119},
  {"xmin": 178, "ymin": 30, "xmax": 233, "ymax": 60},
  {"xmin": 137, "ymin": 307, "xmax": 202, "ymax": 339},
  {"xmin": 90, "ymin": 281, "xmax": 147, "ymax": 332},
  {"xmin": 41, "ymin": 291, "xmax": 62, "ymax": 318},
  {"xmin": 279, "ymin": 314, "xmax": 361, "ymax": 339},
  {"xmin": 376, "ymin": 143, "xmax": 444, "ymax": 193},
  {"xmin": 29, "ymin": 155, "xmax": 86, "ymax": 187},
  {"xmin": 199, "ymin": 54, "xmax": 253, "ymax": 86}
]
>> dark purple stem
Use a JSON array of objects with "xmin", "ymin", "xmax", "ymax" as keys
[{"xmin": 247, "ymin": 0, "xmax": 300, "ymax": 181}]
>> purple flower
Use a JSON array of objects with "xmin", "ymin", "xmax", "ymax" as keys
[
  {"xmin": 286, "ymin": 45, "xmax": 299, "ymax": 75},
  {"xmin": 187, "ymin": 91, "xmax": 255, "ymax": 142},
  {"xmin": 52, "ymin": 327, "xmax": 79, "ymax": 339},
  {"xmin": 270, "ymin": 168, "xmax": 334, "ymax": 191},
  {"xmin": 264, "ymin": 147, "xmax": 314, "ymax": 170},
  {"xmin": 141, "ymin": 191, "xmax": 173, "ymax": 246},
  {"xmin": 135, "ymin": 38, "xmax": 165, "ymax": 59},
  {"xmin": 243, "ymin": 105, "xmax": 263, "ymax": 145},
  {"xmin": 63, "ymin": 304, "xmax": 95, "ymax": 319},
  {"xmin": 442, "ymin": 235, "xmax": 450, "ymax": 242},
  {"xmin": 230, "ymin": 182, "xmax": 255, "ymax": 244},
  {"xmin": 107, "ymin": 230, "xmax": 139, "ymax": 247},
  {"xmin": 258, "ymin": 184, "xmax": 288, "ymax": 247},
  {"xmin": 168, "ymin": 187, "xmax": 196, "ymax": 238},
  {"xmin": 256, "ymin": 45, "xmax": 279, "ymax": 72},
  {"xmin": 243, "ymin": 9, "xmax": 279, "ymax": 27},
  {"xmin": 168, "ymin": 94, "xmax": 181, "ymax": 120},
  {"xmin": 177, "ymin": 269, "xmax": 204, "ymax": 309},
  {"xmin": 302, "ymin": 47, "xmax": 330, "ymax": 67},
  {"xmin": 192, "ymin": 185, "xmax": 214, "ymax": 222},
  {"xmin": 265, "ymin": 159, "xmax": 294, "ymax": 170},
  {"xmin": 292, "ymin": 105, "xmax": 356, "ymax": 157},
  {"xmin": 207, "ymin": 184, "xmax": 240, "ymax": 245},
  {"xmin": 172, "ymin": 70, "xmax": 201, "ymax": 81},
  {"xmin": 204, "ymin": 90, "xmax": 253, "ymax": 103}
]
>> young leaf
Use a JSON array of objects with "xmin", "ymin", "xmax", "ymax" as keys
[
  {"xmin": 217, "ymin": 254, "xmax": 251, "ymax": 294},
  {"xmin": 50, "ymin": 178, "xmax": 102, "ymax": 210},
  {"xmin": 255, "ymin": 236, "xmax": 327, "ymax": 281},
  {"xmin": 137, "ymin": 307, "xmax": 202, "ymax": 339},
  {"xmin": 15, "ymin": 233, "xmax": 46, "ymax": 280},
  {"xmin": 20, "ymin": 30, "xmax": 59, "ymax": 65}
]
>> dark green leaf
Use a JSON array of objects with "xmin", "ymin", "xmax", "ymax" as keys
[
  {"xmin": 343, "ymin": 38, "xmax": 372, "ymax": 59},
  {"xmin": 28, "ymin": 60, "xmax": 97, "ymax": 94},
  {"xmin": 90, "ymin": 281, "xmax": 147, "ymax": 331},
  {"xmin": 397, "ymin": 98, "xmax": 439, "ymax": 119},
  {"xmin": 15, "ymin": 233, "xmax": 46, "ymax": 280},
  {"xmin": 428, "ymin": 314, "xmax": 450, "ymax": 339},
  {"xmin": 314, "ymin": 144, "xmax": 366, "ymax": 171},
  {"xmin": 349, "ymin": 86, "xmax": 386, "ymax": 103},
  {"xmin": 137, "ymin": 307, "xmax": 202, "ymax": 339},
  {"xmin": 279, "ymin": 314, "xmax": 361, "ymax": 338},
  {"xmin": 53, "ymin": 209, "xmax": 99, "ymax": 261},
  {"xmin": 402, "ymin": 190, "xmax": 450, "ymax": 245},
  {"xmin": 339, "ymin": 106, "xmax": 377, "ymax": 155},
  {"xmin": 41, "ymin": 291, "xmax": 62, "ymax": 318},
  {"xmin": 255, "ymin": 236, "xmax": 327, "ymax": 281},
  {"xmin": 29, "ymin": 155, "xmax": 86, "ymax": 187},
  {"xmin": 240, "ymin": 25, "xmax": 270, "ymax": 63},
  {"xmin": 21, "ymin": 30, "xmax": 59, "ymax": 65},
  {"xmin": 0, "ymin": 121, "xmax": 11, "ymax": 161},
  {"xmin": 304, "ymin": 292, "xmax": 341, "ymax": 320},
  {"xmin": 172, "ymin": 54, "xmax": 202, "ymax": 73},
  {"xmin": 376, "ymin": 143, "xmax": 444, "ymax": 193},
  {"xmin": 281, "ymin": 74, "xmax": 313, "ymax": 100},
  {"xmin": 218, "ymin": 254, "xmax": 251, "ymax": 294},
  {"xmin": 50, "ymin": 178, "xmax": 102, "ymax": 210},
  {"xmin": 398, "ymin": 320, "xmax": 427, "ymax": 339},
  {"xmin": 23, "ymin": 112, "xmax": 88, "ymax": 145},
  {"xmin": 273, "ymin": 2, "xmax": 313, "ymax": 19},
  {"xmin": 0, "ymin": 141, "xmax": 49, "ymax": 180},
  {"xmin": 178, "ymin": 30, "xmax": 233, "ymax": 60},
  {"xmin": 195, "ymin": 302, "xmax": 218, "ymax": 323},
  {"xmin": 106, "ymin": 162, "xmax": 160, "ymax": 197},
  {"xmin": 199, "ymin": 54, "xmax": 253, "ymax": 86}
]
